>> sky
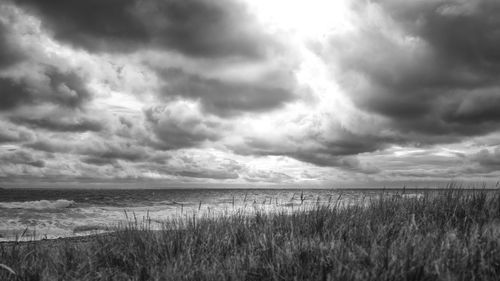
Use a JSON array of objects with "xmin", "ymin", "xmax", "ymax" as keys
[{"xmin": 1, "ymin": 0, "xmax": 500, "ymax": 188}]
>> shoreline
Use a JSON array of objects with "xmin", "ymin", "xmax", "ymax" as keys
[{"xmin": 0, "ymin": 232, "xmax": 115, "ymax": 247}]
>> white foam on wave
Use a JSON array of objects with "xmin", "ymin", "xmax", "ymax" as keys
[
  {"xmin": 0, "ymin": 199, "xmax": 75, "ymax": 210},
  {"xmin": 401, "ymin": 193, "xmax": 424, "ymax": 199},
  {"xmin": 0, "ymin": 196, "xmax": 359, "ymax": 242}
]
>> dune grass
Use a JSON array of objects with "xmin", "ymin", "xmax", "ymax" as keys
[{"xmin": 1, "ymin": 189, "xmax": 500, "ymax": 280}]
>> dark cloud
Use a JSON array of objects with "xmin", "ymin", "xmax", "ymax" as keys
[
  {"xmin": 16, "ymin": 0, "xmax": 148, "ymax": 53},
  {"xmin": 0, "ymin": 151, "xmax": 45, "ymax": 168},
  {"xmin": 0, "ymin": 68, "xmax": 91, "ymax": 111},
  {"xmin": 0, "ymin": 78, "xmax": 32, "ymax": 110},
  {"xmin": 144, "ymin": 105, "xmax": 222, "ymax": 149},
  {"xmin": 0, "ymin": 124, "xmax": 34, "ymax": 143},
  {"xmin": 80, "ymin": 142, "xmax": 147, "ymax": 162},
  {"xmin": 140, "ymin": 0, "xmax": 271, "ymax": 59},
  {"xmin": 235, "ymin": 129, "xmax": 384, "ymax": 173},
  {"xmin": 17, "ymin": 0, "xmax": 273, "ymax": 58},
  {"xmin": 243, "ymin": 136, "xmax": 382, "ymax": 160},
  {"xmin": 1, "ymin": 13, "xmax": 91, "ymax": 111},
  {"xmin": 0, "ymin": 131, "xmax": 23, "ymax": 143},
  {"xmin": 0, "ymin": 20, "xmax": 23, "ymax": 68},
  {"xmin": 293, "ymin": 153, "xmax": 379, "ymax": 174},
  {"xmin": 442, "ymin": 88, "xmax": 500, "ymax": 124},
  {"xmin": 24, "ymin": 139, "xmax": 72, "ymax": 153},
  {"xmin": 470, "ymin": 147, "xmax": 500, "ymax": 172},
  {"xmin": 80, "ymin": 156, "xmax": 118, "ymax": 167},
  {"xmin": 177, "ymin": 170, "xmax": 239, "ymax": 180},
  {"xmin": 131, "ymin": 155, "xmax": 242, "ymax": 180},
  {"xmin": 11, "ymin": 115, "xmax": 103, "ymax": 132},
  {"xmin": 331, "ymin": 0, "xmax": 500, "ymax": 144},
  {"xmin": 44, "ymin": 68, "xmax": 92, "ymax": 108},
  {"xmin": 160, "ymin": 68, "xmax": 295, "ymax": 116},
  {"xmin": 25, "ymin": 136, "xmax": 147, "ymax": 164},
  {"xmin": 379, "ymin": 0, "xmax": 500, "ymax": 73}
]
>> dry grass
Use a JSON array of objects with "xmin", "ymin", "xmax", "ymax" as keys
[{"xmin": 1, "ymin": 189, "xmax": 500, "ymax": 280}]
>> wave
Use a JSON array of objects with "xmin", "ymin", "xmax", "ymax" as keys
[
  {"xmin": 401, "ymin": 193, "xmax": 424, "ymax": 199},
  {"xmin": 0, "ymin": 199, "xmax": 75, "ymax": 210},
  {"xmin": 73, "ymin": 224, "xmax": 110, "ymax": 234}
]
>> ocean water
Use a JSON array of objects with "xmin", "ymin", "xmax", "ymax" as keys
[{"xmin": 0, "ymin": 188, "xmax": 423, "ymax": 242}]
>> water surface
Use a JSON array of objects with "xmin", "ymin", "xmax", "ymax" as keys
[{"xmin": 0, "ymin": 188, "xmax": 438, "ymax": 241}]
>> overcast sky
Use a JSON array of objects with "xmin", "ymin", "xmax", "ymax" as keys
[{"xmin": 1, "ymin": 0, "xmax": 500, "ymax": 188}]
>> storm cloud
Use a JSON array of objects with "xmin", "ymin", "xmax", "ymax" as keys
[
  {"xmin": 0, "ymin": 21, "xmax": 23, "ymax": 68},
  {"xmin": 0, "ymin": 78, "xmax": 32, "ymax": 111},
  {"xmin": 3, "ymin": 0, "xmax": 500, "ymax": 185},
  {"xmin": 144, "ymin": 103, "xmax": 224, "ymax": 150},
  {"xmin": 17, "ymin": 0, "xmax": 276, "ymax": 58},
  {"xmin": 0, "ymin": 67, "xmax": 92, "ymax": 112},
  {"xmin": 236, "ymin": 131, "xmax": 384, "ymax": 174},
  {"xmin": 12, "ymin": 116, "xmax": 102, "ymax": 132},
  {"xmin": 0, "ymin": 151, "xmax": 45, "ymax": 168},
  {"xmin": 329, "ymin": 0, "xmax": 500, "ymax": 144},
  {"xmin": 469, "ymin": 147, "xmax": 500, "ymax": 173},
  {"xmin": 160, "ymin": 68, "xmax": 296, "ymax": 116}
]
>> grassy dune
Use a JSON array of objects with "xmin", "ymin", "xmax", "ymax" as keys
[{"xmin": 1, "ymin": 190, "xmax": 500, "ymax": 280}]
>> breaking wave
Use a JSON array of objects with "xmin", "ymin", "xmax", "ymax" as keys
[
  {"xmin": 401, "ymin": 193, "xmax": 424, "ymax": 199},
  {"xmin": 0, "ymin": 199, "xmax": 75, "ymax": 210}
]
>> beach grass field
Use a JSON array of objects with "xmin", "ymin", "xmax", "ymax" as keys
[{"xmin": 1, "ymin": 189, "xmax": 500, "ymax": 280}]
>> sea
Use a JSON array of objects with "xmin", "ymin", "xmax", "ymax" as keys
[{"xmin": 0, "ymin": 187, "xmax": 436, "ymax": 242}]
